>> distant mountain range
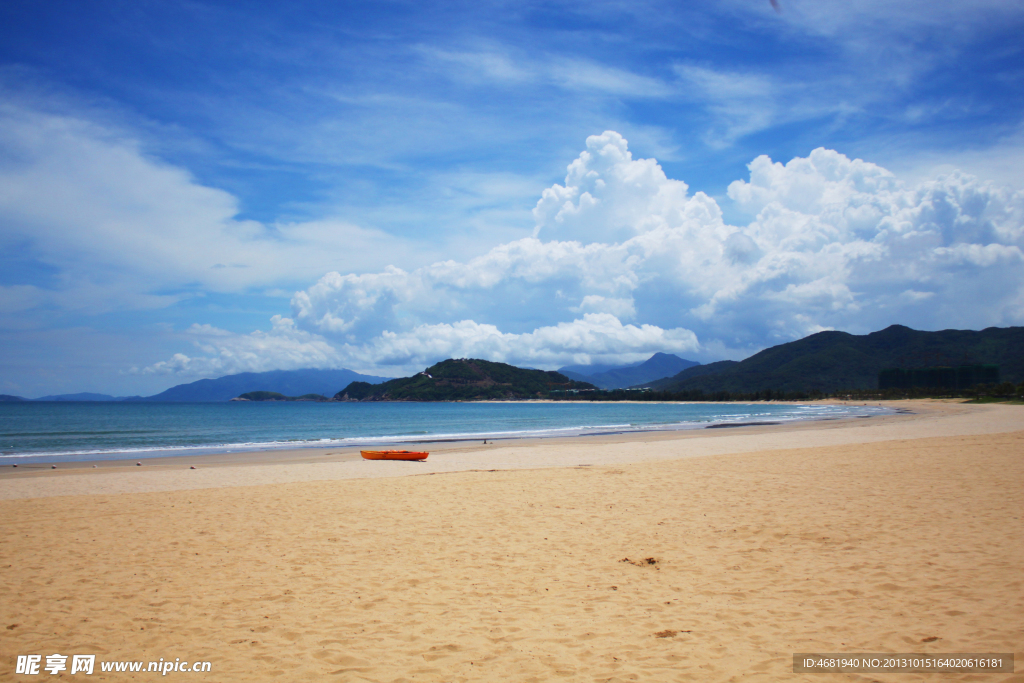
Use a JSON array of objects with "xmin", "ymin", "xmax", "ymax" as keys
[
  {"xmin": 645, "ymin": 325, "xmax": 1024, "ymax": 394},
  {"xmin": 20, "ymin": 368, "xmax": 391, "ymax": 402},
  {"xmin": 337, "ymin": 359, "xmax": 594, "ymax": 401},
  {"xmin": 11, "ymin": 326, "xmax": 1019, "ymax": 403},
  {"xmin": 136, "ymin": 368, "xmax": 390, "ymax": 402},
  {"xmin": 2, "ymin": 392, "xmax": 130, "ymax": 402},
  {"xmin": 558, "ymin": 353, "xmax": 699, "ymax": 389},
  {"xmin": 32, "ymin": 392, "xmax": 138, "ymax": 402}
]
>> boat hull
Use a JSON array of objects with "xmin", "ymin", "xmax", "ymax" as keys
[{"xmin": 360, "ymin": 450, "xmax": 429, "ymax": 461}]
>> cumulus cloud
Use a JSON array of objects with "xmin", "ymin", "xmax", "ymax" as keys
[
  {"xmin": 147, "ymin": 131, "xmax": 1024, "ymax": 377},
  {"xmin": 723, "ymin": 150, "xmax": 1024, "ymax": 336},
  {"xmin": 343, "ymin": 314, "xmax": 699, "ymax": 369},
  {"xmin": 139, "ymin": 316, "xmax": 345, "ymax": 377},
  {"xmin": 143, "ymin": 312, "xmax": 700, "ymax": 377},
  {"xmin": 532, "ymin": 130, "xmax": 707, "ymax": 244}
]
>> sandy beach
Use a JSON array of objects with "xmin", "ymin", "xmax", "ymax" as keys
[{"xmin": 1, "ymin": 400, "xmax": 1022, "ymax": 681}]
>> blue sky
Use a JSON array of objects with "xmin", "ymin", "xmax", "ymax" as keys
[{"xmin": 2, "ymin": 0, "xmax": 1023, "ymax": 397}]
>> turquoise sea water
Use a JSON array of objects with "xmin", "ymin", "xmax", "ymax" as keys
[{"xmin": 0, "ymin": 401, "xmax": 892, "ymax": 464}]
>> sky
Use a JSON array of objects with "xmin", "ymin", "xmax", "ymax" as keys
[{"xmin": 1, "ymin": 0, "xmax": 1023, "ymax": 397}]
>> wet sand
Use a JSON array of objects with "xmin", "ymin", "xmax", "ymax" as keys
[{"xmin": 0, "ymin": 400, "xmax": 1021, "ymax": 681}]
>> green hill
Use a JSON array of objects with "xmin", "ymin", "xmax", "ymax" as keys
[
  {"xmin": 646, "ymin": 325, "xmax": 1024, "ymax": 394},
  {"xmin": 335, "ymin": 359, "xmax": 595, "ymax": 401}
]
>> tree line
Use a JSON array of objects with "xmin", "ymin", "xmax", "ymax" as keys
[{"xmin": 547, "ymin": 382, "xmax": 1024, "ymax": 402}]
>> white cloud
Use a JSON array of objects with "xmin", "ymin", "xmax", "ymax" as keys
[
  {"xmin": 345, "ymin": 314, "xmax": 699, "ymax": 370},
  {"xmin": 141, "ymin": 313, "xmax": 699, "ymax": 378},
  {"xmin": 421, "ymin": 48, "xmax": 534, "ymax": 84},
  {"xmin": 548, "ymin": 60, "xmax": 674, "ymax": 98},
  {"xmin": 722, "ymin": 149, "xmax": 1024, "ymax": 335},
  {"xmin": 147, "ymin": 132, "xmax": 1024, "ymax": 377},
  {"xmin": 0, "ymin": 98, "xmax": 429, "ymax": 310},
  {"xmin": 673, "ymin": 65, "xmax": 781, "ymax": 147},
  {"xmin": 886, "ymin": 124, "xmax": 1024, "ymax": 193},
  {"xmin": 423, "ymin": 47, "xmax": 673, "ymax": 98},
  {"xmin": 139, "ymin": 316, "xmax": 346, "ymax": 377},
  {"xmin": 573, "ymin": 295, "xmax": 636, "ymax": 318},
  {"xmin": 531, "ymin": 130, "xmax": 714, "ymax": 244},
  {"xmin": 670, "ymin": 0, "xmax": 1024, "ymax": 150},
  {"xmin": 758, "ymin": 0, "xmax": 1022, "ymax": 39}
]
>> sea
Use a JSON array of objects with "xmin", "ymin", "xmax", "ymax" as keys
[{"xmin": 0, "ymin": 400, "xmax": 893, "ymax": 465}]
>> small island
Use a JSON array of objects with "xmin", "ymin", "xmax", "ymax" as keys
[
  {"xmin": 335, "ymin": 358, "xmax": 595, "ymax": 401},
  {"xmin": 231, "ymin": 391, "xmax": 330, "ymax": 402}
]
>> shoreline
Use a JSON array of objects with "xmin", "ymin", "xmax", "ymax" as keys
[
  {"xmin": 1, "ymin": 399, "xmax": 1017, "ymax": 501},
  {"xmin": 0, "ymin": 398, "xmax": 894, "ymax": 466}
]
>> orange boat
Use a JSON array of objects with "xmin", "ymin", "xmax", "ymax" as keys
[{"xmin": 360, "ymin": 449, "xmax": 429, "ymax": 461}]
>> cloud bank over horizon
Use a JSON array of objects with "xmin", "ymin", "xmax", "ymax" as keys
[{"xmin": 142, "ymin": 132, "xmax": 1024, "ymax": 379}]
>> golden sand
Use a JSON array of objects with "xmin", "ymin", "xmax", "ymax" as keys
[{"xmin": 1, "ymin": 401, "xmax": 1022, "ymax": 681}]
